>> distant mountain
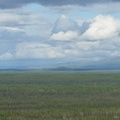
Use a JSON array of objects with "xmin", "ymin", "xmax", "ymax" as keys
[
  {"xmin": 47, "ymin": 57, "xmax": 120, "ymax": 71},
  {"xmin": 0, "ymin": 57, "xmax": 120, "ymax": 71},
  {"xmin": 0, "ymin": 58, "xmax": 69, "ymax": 70}
]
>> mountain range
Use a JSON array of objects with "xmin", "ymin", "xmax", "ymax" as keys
[{"xmin": 0, "ymin": 57, "xmax": 120, "ymax": 71}]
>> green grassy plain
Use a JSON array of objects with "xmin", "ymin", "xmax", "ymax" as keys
[{"xmin": 0, "ymin": 72, "xmax": 120, "ymax": 120}]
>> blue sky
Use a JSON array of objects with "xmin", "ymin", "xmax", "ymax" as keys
[{"xmin": 0, "ymin": 0, "xmax": 120, "ymax": 69}]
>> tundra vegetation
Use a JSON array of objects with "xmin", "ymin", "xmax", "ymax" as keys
[{"xmin": 0, "ymin": 71, "xmax": 120, "ymax": 120}]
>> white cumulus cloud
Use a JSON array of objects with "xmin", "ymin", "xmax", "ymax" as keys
[
  {"xmin": 80, "ymin": 15, "xmax": 120, "ymax": 41},
  {"xmin": 0, "ymin": 52, "xmax": 13, "ymax": 60},
  {"xmin": 50, "ymin": 15, "xmax": 80, "ymax": 41},
  {"xmin": 15, "ymin": 42, "xmax": 64, "ymax": 59},
  {"xmin": 50, "ymin": 31, "xmax": 79, "ymax": 41}
]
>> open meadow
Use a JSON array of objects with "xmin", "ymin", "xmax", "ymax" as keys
[{"xmin": 0, "ymin": 71, "xmax": 120, "ymax": 120}]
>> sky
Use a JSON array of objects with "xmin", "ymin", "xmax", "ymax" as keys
[{"xmin": 0, "ymin": 0, "xmax": 120, "ymax": 69}]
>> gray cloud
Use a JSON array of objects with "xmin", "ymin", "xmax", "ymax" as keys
[
  {"xmin": 0, "ymin": 0, "xmax": 120, "ymax": 9},
  {"xmin": 52, "ymin": 15, "xmax": 80, "ymax": 33}
]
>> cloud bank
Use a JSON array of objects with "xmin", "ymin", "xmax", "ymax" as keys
[
  {"xmin": 0, "ymin": 0, "xmax": 120, "ymax": 9},
  {"xmin": 0, "ymin": 7, "xmax": 120, "ymax": 63}
]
